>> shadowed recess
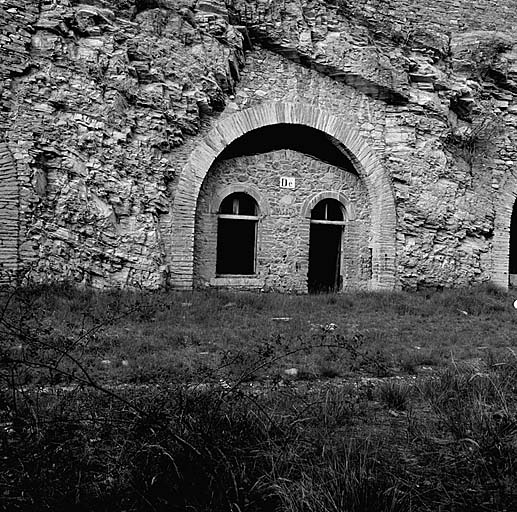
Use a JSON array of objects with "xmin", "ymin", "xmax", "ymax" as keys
[{"xmin": 216, "ymin": 124, "xmax": 357, "ymax": 173}]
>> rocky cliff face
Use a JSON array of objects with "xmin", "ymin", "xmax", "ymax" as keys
[
  {"xmin": 1, "ymin": 0, "xmax": 517, "ymax": 288},
  {"xmin": 1, "ymin": 0, "xmax": 246, "ymax": 286}
]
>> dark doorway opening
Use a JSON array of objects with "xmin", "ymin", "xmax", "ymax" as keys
[
  {"xmin": 308, "ymin": 199, "xmax": 344, "ymax": 293},
  {"xmin": 308, "ymin": 225, "xmax": 342, "ymax": 293},
  {"xmin": 510, "ymin": 201, "xmax": 517, "ymax": 285},
  {"xmin": 216, "ymin": 192, "xmax": 258, "ymax": 275}
]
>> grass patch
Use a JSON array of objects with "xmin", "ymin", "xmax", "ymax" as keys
[
  {"xmin": 377, "ymin": 379, "xmax": 413, "ymax": 411},
  {"xmin": 2, "ymin": 361, "xmax": 517, "ymax": 510},
  {"xmin": 2, "ymin": 282, "xmax": 517, "ymax": 386},
  {"xmin": 2, "ymin": 284, "xmax": 517, "ymax": 509}
]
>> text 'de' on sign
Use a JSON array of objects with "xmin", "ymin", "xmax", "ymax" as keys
[{"xmin": 280, "ymin": 177, "xmax": 296, "ymax": 189}]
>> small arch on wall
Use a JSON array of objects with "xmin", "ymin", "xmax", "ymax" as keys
[
  {"xmin": 209, "ymin": 183, "xmax": 271, "ymax": 217},
  {"xmin": 301, "ymin": 191, "xmax": 356, "ymax": 221}
]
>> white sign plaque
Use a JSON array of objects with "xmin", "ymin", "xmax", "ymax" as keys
[{"xmin": 280, "ymin": 176, "xmax": 295, "ymax": 189}]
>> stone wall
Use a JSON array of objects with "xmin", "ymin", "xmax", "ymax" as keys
[
  {"xmin": 1, "ymin": 0, "xmax": 517, "ymax": 290},
  {"xmin": 0, "ymin": 0, "xmax": 39, "ymax": 140},
  {"xmin": 208, "ymin": 49, "xmax": 499, "ymax": 288},
  {"xmin": 194, "ymin": 150, "xmax": 371, "ymax": 292},
  {"xmin": 344, "ymin": 0, "xmax": 517, "ymax": 33},
  {"xmin": 0, "ymin": 0, "xmax": 246, "ymax": 287}
]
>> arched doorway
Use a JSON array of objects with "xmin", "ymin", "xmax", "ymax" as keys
[
  {"xmin": 216, "ymin": 192, "xmax": 259, "ymax": 275},
  {"xmin": 308, "ymin": 199, "xmax": 346, "ymax": 293}
]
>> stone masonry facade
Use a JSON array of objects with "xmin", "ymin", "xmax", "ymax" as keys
[
  {"xmin": 194, "ymin": 150, "xmax": 371, "ymax": 292},
  {"xmin": 1, "ymin": 0, "xmax": 517, "ymax": 291}
]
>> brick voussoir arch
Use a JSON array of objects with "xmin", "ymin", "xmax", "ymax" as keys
[
  {"xmin": 301, "ymin": 191, "xmax": 357, "ymax": 221},
  {"xmin": 492, "ymin": 185, "xmax": 517, "ymax": 289},
  {"xmin": 170, "ymin": 102, "xmax": 397, "ymax": 290}
]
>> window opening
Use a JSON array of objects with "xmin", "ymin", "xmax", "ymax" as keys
[
  {"xmin": 311, "ymin": 199, "xmax": 344, "ymax": 222},
  {"xmin": 219, "ymin": 193, "xmax": 258, "ymax": 216},
  {"xmin": 216, "ymin": 193, "xmax": 259, "ymax": 275}
]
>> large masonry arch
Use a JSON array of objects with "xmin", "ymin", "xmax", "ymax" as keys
[{"xmin": 170, "ymin": 102, "xmax": 397, "ymax": 290}]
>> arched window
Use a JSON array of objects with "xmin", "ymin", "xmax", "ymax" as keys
[
  {"xmin": 308, "ymin": 199, "xmax": 346, "ymax": 293},
  {"xmin": 216, "ymin": 192, "xmax": 259, "ymax": 275},
  {"xmin": 310, "ymin": 199, "xmax": 345, "ymax": 222}
]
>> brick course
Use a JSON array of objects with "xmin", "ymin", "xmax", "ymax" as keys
[{"xmin": 0, "ymin": 143, "xmax": 20, "ymax": 284}]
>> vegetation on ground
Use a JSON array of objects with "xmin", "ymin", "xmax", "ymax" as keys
[
  {"xmin": 1, "ymin": 283, "xmax": 516, "ymax": 385},
  {"xmin": 1, "ymin": 284, "xmax": 517, "ymax": 510}
]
